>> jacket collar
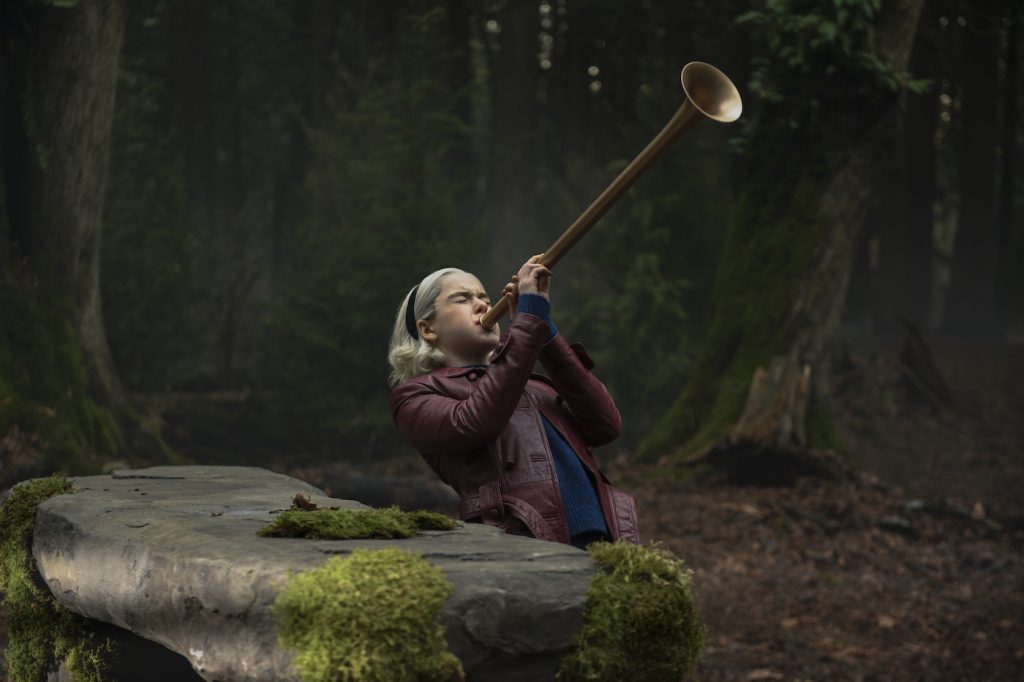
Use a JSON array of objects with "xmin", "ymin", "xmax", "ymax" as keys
[
  {"xmin": 431, "ymin": 365, "xmax": 486, "ymax": 379},
  {"xmin": 429, "ymin": 364, "xmax": 555, "ymax": 388}
]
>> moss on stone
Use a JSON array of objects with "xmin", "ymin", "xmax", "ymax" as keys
[
  {"xmin": 558, "ymin": 541, "xmax": 706, "ymax": 681},
  {"xmin": 0, "ymin": 475, "xmax": 115, "ymax": 682},
  {"xmin": 257, "ymin": 506, "xmax": 460, "ymax": 540},
  {"xmin": 273, "ymin": 548, "xmax": 463, "ymax": 682}
]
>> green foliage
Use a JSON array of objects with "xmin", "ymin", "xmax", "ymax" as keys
[
  {"xmin": 738, "ymin": 0, "xmax": 928, "ymax": 105},
  {"xmin": 557, "ymin": 103, "xmax": 740, "ymax": 446},
  {"xmin": 560, "ymin": 177, "xmax": 697, "ymax": 446},
  {"xmin": 257, "ymin": 6, "xmax": 479, "ymax": 458},
  {"xmin": 733, "ymin": 0, "xmax": 930, "ymax": 152},
  {"xmin": 0, "ymin": 475, "xmax": 114, "ymax": 682},
  {"xmin": 558, "ymin": 541, "xmax": 706, "ymax": 681},
  {"xmin": 273, "ymin": 548, "xmax": 462, "ymax": 682},
  {"xmin": 258, "ymin": 506, "xmax": 459, "ymax": 540}
]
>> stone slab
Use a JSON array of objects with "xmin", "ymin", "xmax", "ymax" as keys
[{"xmin": 31, "ymin": 466, "xmax": 595, "ymax": 681}]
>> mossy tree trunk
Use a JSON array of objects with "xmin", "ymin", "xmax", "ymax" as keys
[
  {"xmin": 637, "ymin": 0, "xmax": 924, "ymax": 479},
  {"xmin": 0, "ymin": 0, "xmax": 127, "ymax": 481}
]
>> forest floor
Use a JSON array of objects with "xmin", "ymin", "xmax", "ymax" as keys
[
  {"xmin": 608, "ymin": 339, "xmax": 1024, "ymax": 681},
  {"xmin": 1, "ymin": 341, "xmax": 1021, "ymax": 680}
]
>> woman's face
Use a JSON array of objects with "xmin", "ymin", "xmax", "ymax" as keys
[{"xmin": 418, "ymin": 272, "xmax": 500, "ymax": 365}]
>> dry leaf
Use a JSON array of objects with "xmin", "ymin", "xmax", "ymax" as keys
[{"xmin": 291, "ymin": 493, "xmax": 318, "ymax": 511}]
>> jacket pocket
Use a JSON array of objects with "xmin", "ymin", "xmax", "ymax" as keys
[{"xmin": 607, "ymin": 485, "xmax": 640, "ymax": 544}]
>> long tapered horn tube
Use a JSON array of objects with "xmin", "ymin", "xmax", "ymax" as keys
[{"xmin": 480, "ymin": 61, "xmax": 742, "ymax": 331}]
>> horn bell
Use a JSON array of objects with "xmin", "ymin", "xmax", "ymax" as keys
[{"xmin": 681, "ymin": 61, "xmax": 743, "ymax": 123}]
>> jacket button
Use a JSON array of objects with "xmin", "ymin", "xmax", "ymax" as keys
[
  {"xmin": 488, "ymin": 507, "xmax": 501, "ymax": 519},
  {"xmin": 504, "ymin": 460, "xmax": 514, "ymax": 470}
]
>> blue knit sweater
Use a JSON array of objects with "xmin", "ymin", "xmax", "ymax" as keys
[{"xmin": 503, "ymin": 294, "xmax": 609, "ymax": 540}]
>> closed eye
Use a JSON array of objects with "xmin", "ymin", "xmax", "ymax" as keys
[{"xmin": 449, "ymin": 291, "xmax": 490, "ymax": 305}]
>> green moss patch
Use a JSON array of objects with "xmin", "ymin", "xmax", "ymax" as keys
[
  {"xmin": 258, "ymin": 506, "xmax": 460, "ymax": 540},
  {"xmin": 559, "ymin": 541, "xmax": 706, "ymax": 681},
  {"xmin": 273, "ymin": 548, "xmax": 463, "ymax": 682},
  {"xmin": 0, "ymin": 475, "xmax": 115, "ymax": 681}
]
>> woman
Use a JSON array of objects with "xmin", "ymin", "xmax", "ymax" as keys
[{"xmin": 387, "ymin": 256, "xmax": 639, "ymax": 548}]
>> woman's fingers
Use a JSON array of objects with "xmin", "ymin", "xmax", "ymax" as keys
[{"xmin": 515, "ymin": 259, "xmax": 552, "ymax": 297}]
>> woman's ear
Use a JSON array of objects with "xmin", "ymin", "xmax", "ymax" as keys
[{"xmin": 417, "ymin": 319, "xmax": 438, "ymax": 345}]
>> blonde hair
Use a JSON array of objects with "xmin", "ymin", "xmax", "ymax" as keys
[{"xmin": 387, "ymin": 267, "xmax": 466, "ymax": 386}]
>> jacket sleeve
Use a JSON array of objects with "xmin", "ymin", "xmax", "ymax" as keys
[
  {"xmin": 537, "ymin": 334, "xmax": 622, "ymax": 446},
  {"xmin": 389, "ymin": 313, "xmax": 549, "ymax": 453}
]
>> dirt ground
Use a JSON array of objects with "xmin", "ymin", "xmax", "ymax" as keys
[
  {"xmin": 630, "ymin": 472, "xmax": 1021, "ymax": 681},
  {"xmin": 612, "ymin": 339, "xmax": 1024, "ymax": 681}
]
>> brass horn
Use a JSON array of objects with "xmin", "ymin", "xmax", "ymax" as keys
[{"xmin": 481, "ymin": 61, "xmax": 742, "ymax": 331}]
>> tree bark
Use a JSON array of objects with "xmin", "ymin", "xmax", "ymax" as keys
[
  {"xmin": 996, "ymin": 0, "xmax": 1020, "ymax": 332},
  {"xmin": 943, "ymin": 4, "xmax": 1002, "ymax": 337},
  {"xmin": 1, "ymin": 0, "xmax": 126, "ymax": 406},
  {"xmin": 872, "ymin": 3, "xmax": 940, "ymax": 334},
  {"xmin": 638, "ymin": 0, "xmax": 925, "ymax": 474}
]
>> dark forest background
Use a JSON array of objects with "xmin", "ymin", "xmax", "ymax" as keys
[
  {"xmin": 2, "ymin": 0, "xmax": 1023, "ymax": 679},
  {"xmin": 0, "ymin": 0, "xmax": 1020, "ymax": 483}
]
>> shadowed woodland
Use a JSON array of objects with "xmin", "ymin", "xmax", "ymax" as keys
[{"xmin": 1, "ymin": 0, "xmax": 1022, "ymax": 679}]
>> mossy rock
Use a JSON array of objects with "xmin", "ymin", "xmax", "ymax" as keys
[
  {"xmin": 273, "ymin": 548, "xmax": 463, "ymax": 682},
  {"xmin": 558, "ymin": 541, "xmax": 706, "ymax": 681},
  {"xmin": 26, "ymin": 467, "xmax": 631, "ymax": 680},
  {"xmin": 257, "ymin": 506, "xmax": 460, "ymax": 540},
  {"xmin": 0, "ymin": 475, "xmax": 115, "ymax": 682}
]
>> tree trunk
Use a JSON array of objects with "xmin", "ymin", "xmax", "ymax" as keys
[
  {"xmin": 638, "ymin": 0, "xmax": 925, "ymax": 476},
  {"xmin": 0, "ymin": 0, "xmax": 127, "ymax": 481},
  {"xmin": 872, "ymin": 0, "xmax": 941, "ymax": 334},
  {"xmin": 1, "ymin": 0, "xmax": 126, "ymax": 406},
  {"xmin": 943, "ymin": 4, "xmax": 1002, "ymax": 337},
  {"xmin": 996, "ymin": 0, "xmax": 1020, "ymax": 333}
]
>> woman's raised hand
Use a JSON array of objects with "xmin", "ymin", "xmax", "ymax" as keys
[
  {"xmin": 501, "ymin": 254, "xmax": 551, "ymax": 317},
  {"xmin": 514, "ymin": 254, "xmax": 551, "ymax": 299}
]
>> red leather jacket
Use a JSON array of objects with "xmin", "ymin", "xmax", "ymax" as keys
[{"xmin": 389, "ymin": 311, "xmax": 640, "ymax": 545}]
